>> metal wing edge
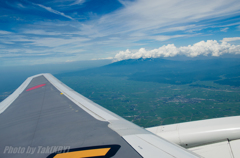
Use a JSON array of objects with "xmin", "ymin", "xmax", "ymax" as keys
[{"xmin": 0, "ymin": 74, "xmax": 44, "ymax": 114}]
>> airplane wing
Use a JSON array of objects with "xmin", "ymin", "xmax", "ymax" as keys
[{"xmin": 0, "ymin": 73, "xmax": 201, "ymax": 158}]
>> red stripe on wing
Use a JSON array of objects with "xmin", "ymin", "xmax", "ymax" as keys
[{"xmin": 26, "ymin": 84, "xmax": 46, "ymax": 91}]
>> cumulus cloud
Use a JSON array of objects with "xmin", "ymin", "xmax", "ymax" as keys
[{"xmin": 113, "ymin": 38, "xmax": 240, "ymax": 61}]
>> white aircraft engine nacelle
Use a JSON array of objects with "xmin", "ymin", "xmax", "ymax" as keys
[{"xmin": 146, "ymin": 116, "xmax": 240, "ymax": 148}]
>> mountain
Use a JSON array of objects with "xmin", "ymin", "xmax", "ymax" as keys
[{"xmin": 57, "ymin": 58, "xmax": 240, "ymax": 86}]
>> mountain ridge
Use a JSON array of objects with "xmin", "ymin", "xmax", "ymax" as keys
[{"xmin": 57, "ymin": 57, "xmax": 240, "ymax": 86}]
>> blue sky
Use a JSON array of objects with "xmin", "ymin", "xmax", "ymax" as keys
[{"xmin": 1, "ymin": 0, "xmax": 240, "ymax": 66}]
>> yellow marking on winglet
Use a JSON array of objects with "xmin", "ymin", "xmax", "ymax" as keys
[
  {"xmin": 60, "ymin": 93, "xmax": 63, "ymax": 95},
  {"xmin": 54, "ymin": 148, "xmax": 110, "ymax": 158}
]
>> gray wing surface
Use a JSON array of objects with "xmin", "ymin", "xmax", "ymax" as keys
[{"xmin": 0, "ymin": 74, "xmax": 201, "ymax": 158}]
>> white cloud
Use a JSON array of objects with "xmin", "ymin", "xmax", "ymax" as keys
[
  {"xmin": 220, "ymin": 27, "xmax": 229, "ymax": 32},
  {"xmin": 23, "ymin": 30, "xmax": 61, "ymax": 35},
  {"xmin": 0, "ymin": 31, "xmax": 12, "ymax": 34},
  {"xmin": 17, "ymin": 3, "xmax": 25, "ymax": 8},
  {"xmin": 113, "ymin": 38, "xmax": 240, "ymax": 61},
  {"xmin": 29, "ymin": 37, "xmax": 89, "ymax": 47},
  {"xmin": 91, "ymin": 57, "xmax": 113, "ymax": 60},
  {"xmin": 70, "ymin": 0, "xmax": 85, "ymax": 6},
  {"xmin": 150, "ymin": 35, "xmax": 187, "ymax": 41},
  {"xmin": 2, "ymin": 0, "xmax": 240, "ymax": 66},
  {"xmin": 35, "ymin": 3, "xmax": 74, "ymax": 20},
  {"xmin": 221, "ymin": 37, "xmax": 240, "ymax": 42},
  {"xmin": 2, "ymin": 41, "xmax": 14, "ymax": 44},
  {"xmin": 87, "ymin": 0, "xmax": 240, "ymax": 38},
  {"xmin": 65, "ymin": 60, "xmax": 75, "ymax": 62}
]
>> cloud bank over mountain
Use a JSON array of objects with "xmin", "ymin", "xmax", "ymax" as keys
[
  {"xmin": 1, "ymin": 0, "xmax": 240, "ymax": 65},
  {"xmin": 113, "ymin": 38, "xmax": 240, "ymax": 61}
]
